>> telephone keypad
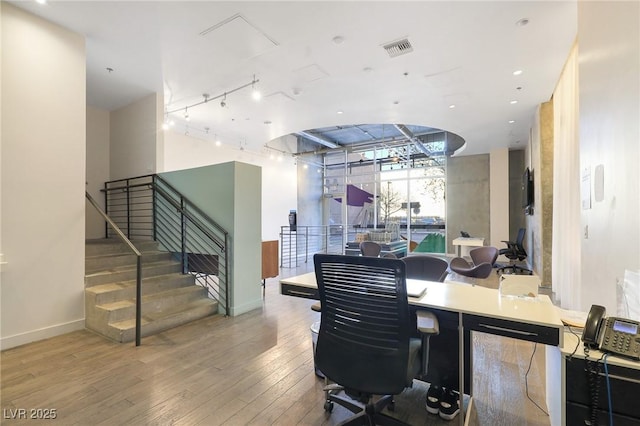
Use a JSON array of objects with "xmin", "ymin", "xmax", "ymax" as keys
[{"xmin": 600, "ymin": 318, "xmax": 640, "ymax": 360}]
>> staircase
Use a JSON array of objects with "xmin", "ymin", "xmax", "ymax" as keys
[{"xmin": 85, "ymin": 239, "xmax": 218, "ymax": 343}]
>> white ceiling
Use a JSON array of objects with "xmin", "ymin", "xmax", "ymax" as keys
[{"xmin": 13, "ymin": 1, "xmax": 577, "ymax": 156}]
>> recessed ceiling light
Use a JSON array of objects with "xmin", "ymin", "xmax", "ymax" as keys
[
  {"xmin": 449, "ymin": 104, "xmax": 456, "ymax": 109},
  {"xmin": 513, "ymin": 70, "xmax": 523, "ymax": 76},
  {"xmin": 516, "ymin": 18, "xmax": 530, "ymax": 27},
  {"xmin": 264, "ymin": 120, "xmax": 272, "ymax": 125},
  {"xmin": 393, "ymin": 101, "xmax": 399, "ymax": 105},
  {"xmin": 509, "ymin": 120, "xmax": 515, "ymax": 124},
  {"xmin": 332, "ymin": 35, "xmax": 345, "ymax": 45},
  {"xmin": 363, "ymin": 67, "xmax": 373, "ymax": 73},
  {"xmin": 510, "ymin": 100, "xmax": 518, "ymax": 104},
  {"xmin": 35, "ymin": 0, "xmax": 47, "ymax": 5},
  {"xmin": 337, "ymin": 110, "xmax": 343, "ymax": 114}
]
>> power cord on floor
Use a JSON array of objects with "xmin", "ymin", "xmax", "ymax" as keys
[{"xmin": 525, "ymin": 342, "xmax": 549, "ymax": 416}]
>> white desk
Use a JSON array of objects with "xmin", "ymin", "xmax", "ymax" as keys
[
  {"xmin": 280, "ymin": 273, "xmax": 563, "ymax": 425},
  {"xmin": 452, "ymin": 237, "xmax": 485, "ymax": 257}
]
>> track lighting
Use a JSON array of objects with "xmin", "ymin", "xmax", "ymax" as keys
[
  {"xmin": 165, "ymin": 76, "xmax": 259, "ymax": 117},
  {"xmin": 251, "ymin": 75, "xmax": 261, "ymax": 101}
]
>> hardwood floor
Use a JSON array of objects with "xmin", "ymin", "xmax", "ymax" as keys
[{"xmin": 1, "ymin": 264, "xmax": 551, "ymax": 425}]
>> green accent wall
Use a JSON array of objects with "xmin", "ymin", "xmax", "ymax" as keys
[{"xmin": 160, "ymin": 162, "xmax": 262, "ymax": 316}]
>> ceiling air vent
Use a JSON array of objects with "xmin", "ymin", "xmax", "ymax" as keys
[{"xmin": 383, "ymin": 38, "xmax": 413, "ymax": 58}]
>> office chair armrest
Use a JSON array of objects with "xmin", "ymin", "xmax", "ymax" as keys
[{"xmin": 416, "ymin": 310, "xmax": 439, "ymax": 335}]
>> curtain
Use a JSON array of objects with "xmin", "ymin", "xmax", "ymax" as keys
[{"xmin": 552, "ymin": 43, "xmax": 581, "ymax": 310}]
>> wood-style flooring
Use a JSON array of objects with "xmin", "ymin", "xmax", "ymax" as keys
[{"xmin": 1, "ymin": 265, "xmax": 551, "ymax": 425}]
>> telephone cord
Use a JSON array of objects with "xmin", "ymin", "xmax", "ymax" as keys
[
  {"xmin": 584, "ymin": 347, "xmax": 602, "ymax": 426},
  {"xmin": 602, "ymin": 353, "xmax": 614, "ymax": 426}
]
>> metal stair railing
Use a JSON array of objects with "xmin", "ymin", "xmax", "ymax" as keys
[
  {"xmin": 103, "ymin": 174, "xmax": 230, "ymax": 316},
  {"xmin": 85, "ymin": 191, "xmax": 144, "ymax": 347}
]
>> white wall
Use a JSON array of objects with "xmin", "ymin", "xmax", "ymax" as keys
[
  {"xmin": 110, "ymin": 93, "xmax": 162, "ymax": 181},
  {"xmin": 163, "ymin": 131, "xmax": 297, "ymax": 241},
  {"xmin": 86, "ymin": 106, "xmax": 110, "ymax": 239},
  {"xmin": 577, "ymin": 1, "xmax": 640, "ymax": 313},
  {"xmin": 1, "ymin": 4, "xmax": 86, "ymax": 349}
]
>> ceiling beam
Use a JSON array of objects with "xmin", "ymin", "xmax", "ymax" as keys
[
  {"xmin": 393, "ymin": 124, "xmax": 432, "ymax": 157},
  {"xmin": 295, "ymin": 131, "xmax": 340, "ymax": 149}
]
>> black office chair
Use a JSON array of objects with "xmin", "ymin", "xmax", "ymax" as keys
[
  {"xmin": 401, "ymin": 255, "xmax": 449, "ymax": 282},
  {"xmin": 359, "ymin": 241, "xmax": 382, "ymax": 257},
  {"xmin": 496, "ymin": 228, "xmax": 533, "ymax": 275},
  {"xmin": 313, "ymin": 254, "xmax": 437, "ymax": 425},
  {"xmin": 450, "ymin": 246, "xmax": 498, "ymax": 279}
]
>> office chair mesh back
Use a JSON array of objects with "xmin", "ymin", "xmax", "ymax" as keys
[{"xmin": 314, "ymin": 254, "xmax": 416, "ymax": 397}]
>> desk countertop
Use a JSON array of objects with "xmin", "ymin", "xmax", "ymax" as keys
[
  {"xmin": 452, "ymin": 237, "xmax": 485, "ymax": 246},
  {"xmin": 280, "ymin": 272, "xmax": 563, "ymax": 336}
]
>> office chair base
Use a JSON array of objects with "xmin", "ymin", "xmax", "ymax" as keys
[{"xmin": 328, "ymin": 393, "xmax": 408, "ymax": 426}]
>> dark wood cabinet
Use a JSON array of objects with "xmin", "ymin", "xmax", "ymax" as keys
[
  {"xmin": 565, "ymin": 356, "xmax": 640, "ymax": 425},
  {"xmin": 261, "ymin": 240, "xmax": 279, "ymax": 295}
]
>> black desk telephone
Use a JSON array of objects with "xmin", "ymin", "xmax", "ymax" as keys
[{"xmin": 582, "ymin": 304, "xmax": 640, "ymax": 360}]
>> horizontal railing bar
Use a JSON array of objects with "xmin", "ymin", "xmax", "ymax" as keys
[
  {"xmin": 154, "ymin": 186, "xmax": 225, "ymax": 251},
  {"xmin": 155, "ymin": 175, "xmax": 228, "ymax": 236}
]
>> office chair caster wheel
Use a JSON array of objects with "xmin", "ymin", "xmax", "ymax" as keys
[{"xmin": 324, "ymin": 401, "xmax": 334, "ymax": 412}]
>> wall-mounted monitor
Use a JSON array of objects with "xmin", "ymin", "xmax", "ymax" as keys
[{"xmin": 522, "ymin": 167, "xmax": 534, "ymax": 213}]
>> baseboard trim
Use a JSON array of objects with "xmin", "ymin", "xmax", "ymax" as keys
[
  {"xmin": 229, "ymin": 299, "xmax": 263, "ymax": 316},
  {"xmin": 1, "ymin": 319, "xmax": 85, "ymax": 350}
]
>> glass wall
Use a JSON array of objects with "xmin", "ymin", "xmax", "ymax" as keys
[{"xmin": 322, "ymin": 140, "xmax": 447, "ymax": 254}]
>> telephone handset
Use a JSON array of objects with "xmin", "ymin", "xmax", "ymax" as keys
[{"xmin": 581, "ymin": 304, "xmax": 640, "ymax": 360}]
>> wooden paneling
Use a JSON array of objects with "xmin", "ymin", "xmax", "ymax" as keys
[{"xmin": 262, "ymin": 240, "xmax": 278, "ymax": 280}]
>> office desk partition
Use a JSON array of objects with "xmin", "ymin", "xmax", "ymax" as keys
[{"xmin": 280, "ymin": 273, "xmax": 564, "ymax": 425}]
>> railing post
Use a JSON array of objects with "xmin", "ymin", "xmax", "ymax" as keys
[
  {"xmin": 181, "ymin": 197, "xmax": 187, "ymax": 274},
  {"xmin": 224, "ymin": 233, "xmax": 230, "ymax": 315},
  {"xmin": 135, "ymin": 255, "xmax": 142, "ymax": 346},
  {"xmin": 126, "ymin": 179, "xmax": 131, "ymax": 239},
  {"xmin": 305, "ymin": 226, "xmax": 309, "ymax": 263},
  {"xmin": 103, "ymin": 183, "xmax": 109, "ymax": 239},
  {"xmin": 152, "ymin": 176, "xmax": 157, "ymax": 241},
  {"xmin": 279, "ymin": 227, "xmax": 284, "ymax": 268}
]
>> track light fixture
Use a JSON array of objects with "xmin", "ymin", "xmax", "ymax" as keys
[
  {"xmin": 165, "ymin": 76, "xmax": 260, "ymax": 117},
  {"xmin": 251, "ymin": 75, "xmax": 261, "ymax": 101}
]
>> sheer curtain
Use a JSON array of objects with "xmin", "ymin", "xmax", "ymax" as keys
[{"xmin": 552, "ymin": 44, "xmax": 581, "ymax": 310}]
